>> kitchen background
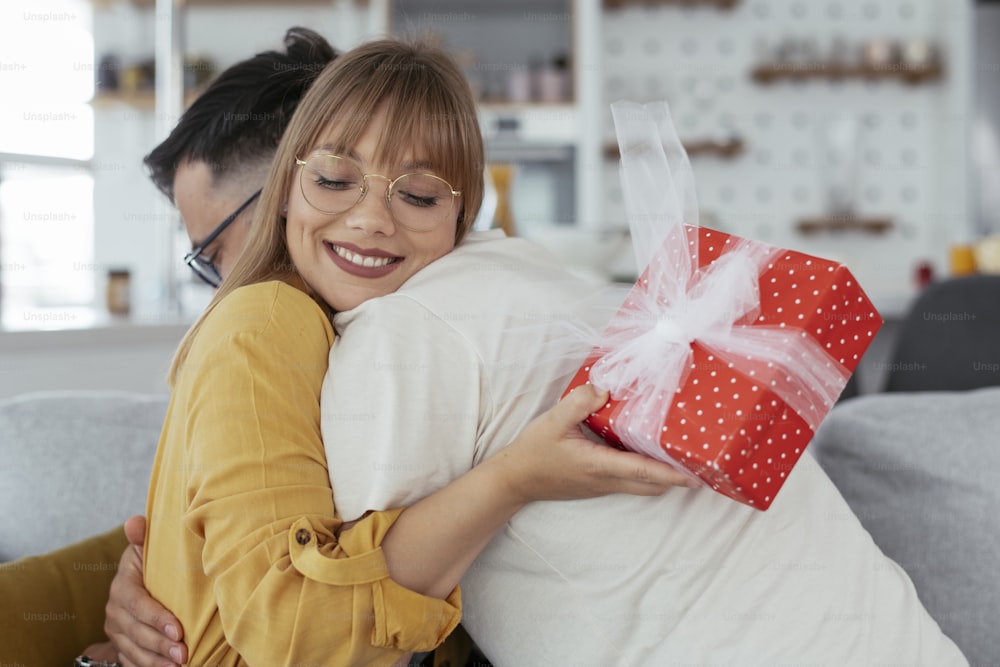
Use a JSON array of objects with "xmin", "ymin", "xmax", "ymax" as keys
[{"xmin": 0, "ymin": 0, "xmax": 998, "ymax": 396}]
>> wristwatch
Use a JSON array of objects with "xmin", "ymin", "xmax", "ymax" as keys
[{"xmin": 73, "ymin": 656, "xmax": 121, "ymax": 667}]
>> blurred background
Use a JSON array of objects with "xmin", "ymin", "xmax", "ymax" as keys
[{"xmin": 1, "ymin": 0, "xmax": 998, "ymax": 396}]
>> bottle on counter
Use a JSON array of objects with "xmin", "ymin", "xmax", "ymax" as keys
[{"xmin": 106, "ymin": 268, "xmax": 132, "ymax": 317}]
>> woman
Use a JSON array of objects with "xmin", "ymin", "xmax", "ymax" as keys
[{"xmin": 140, "ymin": 38, "xmax": 687, "ymax": 667}]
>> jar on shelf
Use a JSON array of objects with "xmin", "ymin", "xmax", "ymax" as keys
[
  {"xmin": 106, "ymin": 268, "xmax": 132, "ymax": 317},
  {"xmin": 948, "ymin": 244, "xmax": 977, "ymax": 276},
  {"xmin": 536, "ymin": 54, "xmax": 569, "ymax": 103}
]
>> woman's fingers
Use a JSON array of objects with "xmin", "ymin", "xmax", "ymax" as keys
[
  {"xmin": 500, "ymin": 383, "xmax": 703, "ymax": 503},
  {"xmin": 558, "ymin": 383, "xmax": 610, "ymax": 423},
  {"xmin": 556, "ymin": 384, "xmax": 701, "ymax": 493},
  {"xmin": 589, "ymin": 445, "xmax": 700, "ymax": 494}
]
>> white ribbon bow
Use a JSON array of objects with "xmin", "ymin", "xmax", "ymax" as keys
[{"xmin": 592, "ymin": 101, "xmax": 849, "ymax": 460}]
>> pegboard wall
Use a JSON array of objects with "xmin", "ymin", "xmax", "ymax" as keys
[{"xmin": 599, "ymin": 0, "xmax": 971, "ymax": 313}]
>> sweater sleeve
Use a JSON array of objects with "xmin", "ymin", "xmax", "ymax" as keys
[{"xmin": 178, "ymin": 283, "xmax": 461, "ymax": 665}]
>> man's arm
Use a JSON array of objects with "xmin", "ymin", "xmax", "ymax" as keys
[{"xmin": 0, "ymin": 525, "xmax": 127, "ymax": 667}]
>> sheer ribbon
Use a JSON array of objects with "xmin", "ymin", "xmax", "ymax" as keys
[{"xmin": 594, "ymin": 101, "xmax": 850, "ymax": 459}]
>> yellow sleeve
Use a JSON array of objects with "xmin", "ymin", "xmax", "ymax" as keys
[{"xmin": 179, "ymin": 283, "xmax": 461, "ymax": 664}]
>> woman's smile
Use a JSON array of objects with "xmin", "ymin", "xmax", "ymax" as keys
[{"xmin": 324, "ymin": 241, "xmax": 402, "ymax": 277}]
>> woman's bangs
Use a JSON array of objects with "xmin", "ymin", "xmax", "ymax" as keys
[
  {"xmin": 375, "ymin": 86, "xmax": 466, "ymax": 190},
  {"xmin": 377, "ymin": 111, "xmax": 443, "ymax": 178},
  {"xmin": 309, "ymin": 96, "xmax": 376, "ymax": 158}
]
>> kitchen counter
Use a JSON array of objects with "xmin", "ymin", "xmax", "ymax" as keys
[{"xmin": 0, "ymin": 308, "xmax": 191, "ymax": 400}]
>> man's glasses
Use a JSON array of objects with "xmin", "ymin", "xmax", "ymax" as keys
[
  {"xmin": 295, "ymin": 154, "xmax": 461, "ymax": 232},
  {"xmin": 182, "ymin": 189, "xmax": 262, "ymax": 288}
]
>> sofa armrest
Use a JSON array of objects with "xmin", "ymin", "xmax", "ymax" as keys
[{"xmin": 811, "ymin": 387, "xmax": 1000, "ymax": 666}]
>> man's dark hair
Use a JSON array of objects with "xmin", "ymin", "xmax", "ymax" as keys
[{"xmin": 144, "ymin": 27, "xmax": 337, "ymax": 201}]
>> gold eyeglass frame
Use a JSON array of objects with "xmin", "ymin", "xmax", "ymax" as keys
[{"xmin": 294, "ymin": 154, "xmax": 461, "ymax": 231}]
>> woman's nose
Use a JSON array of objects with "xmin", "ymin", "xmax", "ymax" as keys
[{"xmin": 345, "ymin": 176, "xmax": 396, "ymax": 236}]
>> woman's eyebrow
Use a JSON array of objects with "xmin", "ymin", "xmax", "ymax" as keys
[{"xmin": 314, "ymin": 142, "xmax": 344, "ymax": 155}]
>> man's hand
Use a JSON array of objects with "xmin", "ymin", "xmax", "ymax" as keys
[
  {"xmin": 77, "ymin": 640, "xmax": 119, "ymax": 663},
  {"xmin": 103, "ymin": 515, "xmax": 188, "ymax": 667}
]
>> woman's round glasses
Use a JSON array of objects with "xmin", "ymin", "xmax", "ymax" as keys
[{"xmin": 295, "ymin": 154, "xmax": 461, "ymax": 232}]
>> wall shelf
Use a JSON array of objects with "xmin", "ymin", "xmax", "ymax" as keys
[
  {"xmin": 111, "ymin": 0, "xmax": 331, "ymax": 5},
  {"xmin": 604, "ymin": 0, "xmax": 739, "ymax": 9},
  {"xmin": 751, "ymin": 62, "xmax": 944, "ymax": 85},
  {"xmin": 93, "ymin": 91, "xmax": 157, "ymax": 109},
  {"xmin": 92, "ymin": 88, "xmax": 202, "ymax": 110},
  {"xmin": 603, "ymin": 137, "xmax": 745, "ymax": 161},
  {"xmin": 796, "ymin": 216, "xmax": 894, "ymax": 236}
]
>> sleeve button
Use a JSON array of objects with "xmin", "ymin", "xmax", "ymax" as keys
[{"xmin": 295, "ymin": 528, "xmax": 311, "ymax": 545}]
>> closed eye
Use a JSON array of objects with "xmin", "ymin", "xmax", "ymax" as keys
[
  {"xmin": 396, "ymin": 189, "xmax": 439, "ymax": 208},
  {"xmin": 315, "ymin": 175, "xmax": 360, "ymax": 191}
]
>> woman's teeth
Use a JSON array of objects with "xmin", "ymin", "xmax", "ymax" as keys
[{"xmin": 333, "ymin": 245, "xmax": 394, "ymax": 268}]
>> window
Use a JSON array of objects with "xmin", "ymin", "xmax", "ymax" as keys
[{"xmin": 0, "ymin": 0, "xmax": 95, "ymax": 328}]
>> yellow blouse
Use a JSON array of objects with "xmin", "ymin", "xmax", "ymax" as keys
[{"xmin": 144, "ymin": 281, "xmax": 461, "ymax": 666}]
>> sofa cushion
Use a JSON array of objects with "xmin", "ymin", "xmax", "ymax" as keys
[
  {"xmin": 0, "ymin": 391, "xmax": 168, "ymax": 561},
  {"xmin": 811, "ymin": 388, "xmax": 1000, "ymax": 667}
]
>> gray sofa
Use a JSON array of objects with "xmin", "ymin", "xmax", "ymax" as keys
[
  {"xmin": 1, "ymin": 388, "xmax": 996, "ymax": 664},
  {"xmin": 810, "ymin": 388, "xmax": 999, "ymax": 667},
  {"xmin": 0, "ymin": 391, "xmax": 169, "ymax": 562}
]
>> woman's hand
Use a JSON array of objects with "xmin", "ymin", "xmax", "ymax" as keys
[
  {"xmin": 489, "ymin": 383, "xmax": 698, "ymax": 504},
  {"xmin": 104, "ymin": 515, "xmax": 188, "ymax": 667}
]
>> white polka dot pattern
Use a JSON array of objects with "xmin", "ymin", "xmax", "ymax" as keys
[{"xmin": 563, "ymin": 225, "xmax": 883, "ymax": 510}]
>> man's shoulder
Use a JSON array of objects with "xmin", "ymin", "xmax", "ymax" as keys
[
  {"xmin": 370, "ymin": 234, "xmax": 597, "ymax": 333},
  {"xmin": 435, "ymin": 230, "xmax": 558, "ymax": 271},
  {"xmin": 335, "ymin": 232, "xmax": 603, "ymax": 341},
  {"xmin": 403, "ymin": 231, "xmax": 584, "ymax": 296}
]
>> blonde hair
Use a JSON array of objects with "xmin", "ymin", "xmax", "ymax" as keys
[{"xmin": 169, "ymin": 38, "xmax": 485, "ymax": 383}]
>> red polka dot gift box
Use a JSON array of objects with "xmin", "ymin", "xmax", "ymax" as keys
[{"xmin": 562, "ymin": 224, "xmax": 883, "ymax": 510}]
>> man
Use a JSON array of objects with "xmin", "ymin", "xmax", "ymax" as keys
[{"xmin": 147, "ymin": 27, "xmax": 336, "ymax": 289}]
